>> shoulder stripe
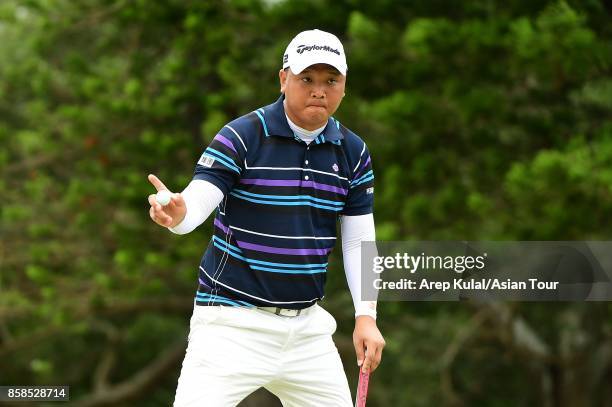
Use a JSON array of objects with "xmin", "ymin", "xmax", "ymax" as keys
[
  {"xmin": 214, "ymin": 134, "xmax": 237, "ymax": 154},
  {"xmin": 351, "ymin": 170, "xmax": 374, "ymax": 186},
  {"xmin": 353, "ymin": 156, "xmax": 371, "ymax": 179},
  {"xmin": 255, "ymin": 110, "xmax": 270, "ymax": 137},
  {"xmin": 203, "ymin": 150, "xmax": 241, "ymax": 173},
  {"xmin": 206, "ymin": 147, "xmax": 238, "ymax": 165},
  {"xmin": 350, "ymin": 174, "xmax": 374, "ymax": 188},
  {"xmin": 224, "ymin": 125, "xmax": 247, "ymax": 152},
  {"xmin": 353, "ymin": 142, "xmax": 367, "ymax": 173}
]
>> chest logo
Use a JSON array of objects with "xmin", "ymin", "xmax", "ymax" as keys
[{"xmin": 332, "ymin": 163, "xmax": 339, "ymax": 172}]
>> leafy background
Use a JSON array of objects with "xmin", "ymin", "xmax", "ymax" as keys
[{"xmin": 1, "ymin": 0, "xmax": 611, "ymax": 405}]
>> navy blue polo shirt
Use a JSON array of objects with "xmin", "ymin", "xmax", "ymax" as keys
[{"xmin": 192, "ymin": 95, "xmax": 374, "ymax": 309}]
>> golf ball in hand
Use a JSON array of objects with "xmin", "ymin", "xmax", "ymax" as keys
[{"xmin": 156, "ymin": 190, "xmax": 172, "ymax": 206}]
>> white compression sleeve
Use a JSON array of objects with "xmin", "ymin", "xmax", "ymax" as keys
[
  {"xmin": 168, "ymin": 180, "xmax": 224, "ymax": 235},
  {"xmin": 341, "ymin": 214, "xmax": 378, "ymax": 319}
]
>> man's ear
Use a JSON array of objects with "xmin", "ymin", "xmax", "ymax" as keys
[{"xmin": 279, "ymin": 68, "xmax": 287, "ymax": 93}]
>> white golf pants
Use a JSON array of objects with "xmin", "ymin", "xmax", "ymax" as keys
[{"xmin": 173, "ymin": 302, "xmax": 352, "ymax": 406}]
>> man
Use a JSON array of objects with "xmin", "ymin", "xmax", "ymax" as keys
[{"xmin": 147, "ymin": 29, "xmax": 384, "ymax": 406}]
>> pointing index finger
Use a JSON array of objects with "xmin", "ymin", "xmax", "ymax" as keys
[{"xmin": 148, "ymin": 174, "xmax": 167, "ymax": 192}]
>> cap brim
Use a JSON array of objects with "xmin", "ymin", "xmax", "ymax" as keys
[{"xmin": 289, "ymin": 62, "xmax": 347, "ymax": 76}]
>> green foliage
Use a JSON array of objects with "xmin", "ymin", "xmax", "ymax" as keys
[{"xmin": 1, "ymin": 0, "xmax": 612, "ymax": 405}]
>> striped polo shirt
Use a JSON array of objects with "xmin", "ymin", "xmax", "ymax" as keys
[{"xmin": 192, "ymin": 95, "xmax": 374, "ymax": 309}]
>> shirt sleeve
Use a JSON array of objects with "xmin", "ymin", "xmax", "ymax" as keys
[
  {"xmin": 168, "ymin": 180, "xmax": 224, "ymax": 235},
  {"xmin": 192, "ymin": 125, "xmax": 247, "ymax": 196},
  {"xmin": 342, "ymin": 142, "xmax": 374, "ymax": 216},
  {"xmin": 341, "ymin": 213, "xmax": 378, "ymax": 319}
]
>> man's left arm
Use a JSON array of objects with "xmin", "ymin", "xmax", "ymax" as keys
[{"xmin": 341, "ymin": 214, "xmax": 386, "ymax": 373}]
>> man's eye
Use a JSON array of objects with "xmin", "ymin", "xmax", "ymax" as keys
[
  {"xmin": 328, "ymin": 78, "xmax": 337, "ymax": 84},
  {"xmin": 301, "ymin": 77, "xmax": 311, "ymax": 83}
]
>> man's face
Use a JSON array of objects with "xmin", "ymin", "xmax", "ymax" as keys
[{"xmin": 279, "ymin": 63, "xmax": 346, "ymax": 131}]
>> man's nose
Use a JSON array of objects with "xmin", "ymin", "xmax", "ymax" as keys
[{"xmin": 311, "ymin": 86, "xmax": 325, "ymax": 98}]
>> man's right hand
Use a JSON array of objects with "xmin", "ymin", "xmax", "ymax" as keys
[{"xmin": 147, "ymin": 174, "xmax": 187, "ymax": 228}]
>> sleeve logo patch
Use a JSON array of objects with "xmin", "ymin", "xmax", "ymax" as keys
[
  {"xmin": 366, "ymin": 187, "xmax": 374, "ymax": 194},
  {"xmin": 198, "ymin": 155, "xmax": 215, "ymax": 168},
  {"xmin": 332, "ymin": 163, "xmax": 339, "ymax": 172}
]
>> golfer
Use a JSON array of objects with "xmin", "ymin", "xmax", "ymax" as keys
[{"xmin": 147, "ymin": 29, "xmax": 384, "ymax": 406}]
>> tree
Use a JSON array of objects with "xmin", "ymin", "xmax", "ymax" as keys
[{"xmin": 1, "ymin": 0, "xmax": 611, "ymax": 405}]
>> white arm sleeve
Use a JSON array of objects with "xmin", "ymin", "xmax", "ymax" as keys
[
  {"xmin": 168, "ymin": 180, "xmax": 225, "ymax": 235},
  {"xmin": 341, "ymin": 213, "xmax": 378, "ymax": 319}
]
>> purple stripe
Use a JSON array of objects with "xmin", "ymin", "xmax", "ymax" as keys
[
  {"xmin": 198, "ymin": 278, "xmax": 212, "ymax": 289},
  {"xmin": 214, "ymin": 134, "xmax": 237, "ymax": 154},
  {"xmin": 213, "ymin": 218, "xmax": 230, "ymax": 234},
  {"xmin": 353, "ymin": 156, "xmax": 371, "ymax": 179},
  {"xmin": 240, "ymin": 178, "xmax": 348, "ymax": 195},
  {"xmin": 236, "ymin": 240, "xmax": 331, "ymax": 256}
]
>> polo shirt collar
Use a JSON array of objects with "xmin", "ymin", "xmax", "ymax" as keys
[{"xmin": 261, "ymin": 94, "xmax": 344, "ymax": 143}]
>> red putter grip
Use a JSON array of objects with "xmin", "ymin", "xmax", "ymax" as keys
[{"xmin": 355, "ymin": 370, "xmax": 370, "ymax": 407}]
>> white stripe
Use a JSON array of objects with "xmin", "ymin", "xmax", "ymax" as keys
[
  {"xmin": 229, "ymin": 224, "xmax": 336, "ymax": 240},
  {"xmin": 352, "ymin": 142, "xmax": 367, "ymax": 173},
  {"xmin": 225, "ymin": 125, "xmax": 247, "ymax": 152},
  {"xmin": 244, "ymin": 161, "xmax": 348, "ymax": 181},
  {"xmin": 218, "ymin": 194, "xmax": 228, "ymax": 216},
  {"xmin": 212, "ymin": 228, "xmax": 231, "ymax": 282},
  {"xmin": 200, "ymin": 266, "xmax": 322, "ymax": 305}
]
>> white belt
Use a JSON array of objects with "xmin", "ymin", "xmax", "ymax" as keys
[{"xmin": 257, "ymin": 306, "xmax": 311, "ymax": 317}]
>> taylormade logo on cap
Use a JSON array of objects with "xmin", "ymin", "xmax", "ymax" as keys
[
  {"xmin": 296, "ymin": 44, "xmax": 341, "ymax": 55},
  {"xmin": 282, "ymin": 29, "xmax": 347, "ymax": 75}
]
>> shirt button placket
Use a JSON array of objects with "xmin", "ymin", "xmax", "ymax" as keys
[{"xmin": 304, "ymin": 145, "xmax": 310, "ymax": 181}]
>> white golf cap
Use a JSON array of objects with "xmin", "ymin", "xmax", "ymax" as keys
[{"xmin": 282, "ymin": 29, "xmax": 347, "ymax": 75}]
